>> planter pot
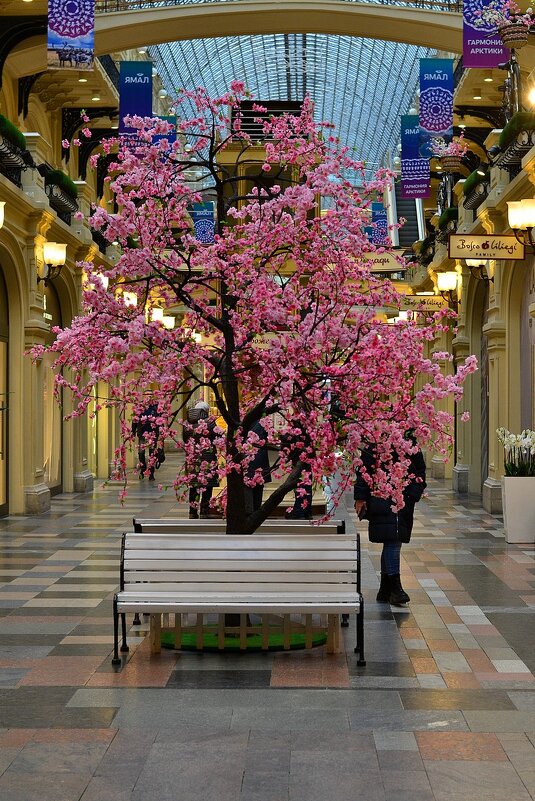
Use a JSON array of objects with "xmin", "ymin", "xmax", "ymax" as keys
[
  {"xmin": 501, "ymin": 476, "xmax": 535, "ymax": 543},
  {"xmin": 440, "ymin": 155, "xmax": 462, "ymax": 173},
  {"xmin": 498, "ymin": 22, "xmax": 529, "ymax": 49}
]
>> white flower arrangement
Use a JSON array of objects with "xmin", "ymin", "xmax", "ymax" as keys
[
  {"xmin": 497, "ymin": 426, "xmax": 535, "ymax": 476},
  {"xmin": 474, "ymin": 1, "xmax": 534, "ymax": 31}
]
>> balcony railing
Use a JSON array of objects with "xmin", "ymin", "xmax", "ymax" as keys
[{"xmin": 95, "ymin": 0, "xmax": 463, "ymax": 13}]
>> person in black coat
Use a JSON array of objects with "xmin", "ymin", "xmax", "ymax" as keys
[
  {"xmin": 354, "ymin": 437, "xmax": 426, "ymax": 605},
  {"xmin": 244, "ymin": 420, "xmax": 273, "ymax": 515},
  {"xmin": 132, "ymin": 403, "xmax": 159, "ymax": 481}
]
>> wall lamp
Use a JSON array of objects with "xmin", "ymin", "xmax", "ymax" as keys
[
  {"xmin": 465, "ymin": 258, "xmax": 493, "ymax": 283},
  {"xmin": 436, "ymin": 271, "xmax": 459, "ymax": 310},
  {"xmin": 38, "ymin": 242, "xmax": 66, "ymax": 286},
  {"xmin": 507, "ymin": 199, "xmax": 535, "ymax": 250},
  {"xmin": 0, "ymin": 201, "xmax": 5, "ymax": 229}
]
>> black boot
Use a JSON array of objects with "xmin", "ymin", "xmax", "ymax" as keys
[
  {"xmin": 388, "ymin": 574, "xmax": 410, "ymax": 605},
  {"xmin": 376, "ymin": 574, "xmax": 390, "ymax": 602}
]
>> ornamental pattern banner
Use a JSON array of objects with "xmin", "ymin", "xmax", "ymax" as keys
[
  {"xmin": 400, "ymin": 114, "xmax": 430, "ymax": 199},
  {"xmin": 463, "ymin": 0, "xmax": 506, "ymax": 67},
  {"xmin": 47, "ymin": 0, "xmax": 95, "ymax": 71},
  {"xmin": 371, "ymin": 202, "xmax": 388, "ymax": 245},
  {"xmin": 419, "ymin": 58, "xmax": 454, "ymax": 159},
  {"xmin": 190, "ymin": 203, "xmax": 215, "ymax": 244}
]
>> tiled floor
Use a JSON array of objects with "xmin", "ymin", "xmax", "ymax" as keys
[{"xmin": 0, "ymin": 455, "xmax": 534, "ymax": 800}]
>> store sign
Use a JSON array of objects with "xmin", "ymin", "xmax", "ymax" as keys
[
  {"xmin": 189, "ymin": 202, "xmax": 215, "ymax": 244},
  {"xmin": 363, "ymin": 252, "xmax": 405, "ymax": 272},
  {"xmin": 449, "ymin": 234, "xmax": 525, "ymax": 260},
  {"xmin": 399, "ymin": 295, "xmax": 447, "ymax": 312}
]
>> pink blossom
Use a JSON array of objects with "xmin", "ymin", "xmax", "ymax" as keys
[
  {"xmin": 82, "ymin": 128, "xmax": 91, "ymax": 138},
  {"xmin": 61, "ymin": 139, "xmax": 70, "ymax": 149},
  {"xmin": 461, "ymin": 411, "xmax": 470, "ymax": 422}
]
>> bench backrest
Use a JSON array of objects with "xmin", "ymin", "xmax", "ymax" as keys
[
  {"xmin": 121, "ymin": 532, "xmax": 358, "ymax": 594},
  {"xmin": 132, "ymin": 518, "xmax": 345, "ymax": 535}
]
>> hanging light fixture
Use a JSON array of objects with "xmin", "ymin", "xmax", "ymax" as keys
[
  {"xmin": 507, "ymin": 199, "xmax": 535, "ymax": 250},
  {"xmin": 151, "ymin": 307, "xmax": 164, "ymax": 323},
  {"xmin": 436, "ymin": 271, "xmax": 459, "ymax": 309},
  {"xmin": 39, "ymin": 242, "xmax": 67, "ymax": 286},
  {"xmin": 465, "ymin": 259, "xmax": 493, "ymax": 283},
  {"xmin": 162, "ymin": 315, "xmax": 175, "ymax": 330}
]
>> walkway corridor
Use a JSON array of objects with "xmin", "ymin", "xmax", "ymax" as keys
[{"xmin": 0, "ymin": 457, "xmax": 534, "ymax": 801}]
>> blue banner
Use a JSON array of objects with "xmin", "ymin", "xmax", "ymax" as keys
[
  {"xmin": 190, "ymin": 202, "xmax": 215, "ymax": 244},
  {"xmin": 400, "ymin": 115, "xmax": 430, "ymax": 199},
  {"xmin": 370, "ymin": 202, "xmax": 388, "ymax": 246},
  {"xmin": 47, "ymin": 0, "xmax": 94, "ymax": 71},
  {"xmin": 152, "ymin": 116, "xmax": 177, "ymax": 146},
  {"xmin": 419, "ymin": 58, "xmax": 454, "ymax": 158},
  {"xmin": 463, "ymin": 0, "xmax": 506, "ymax": 68},
  {"xmin": 119, "ymin": 62, "xmax": 153, "ymax": 136}
]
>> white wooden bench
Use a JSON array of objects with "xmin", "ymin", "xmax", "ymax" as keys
[
  {"xmin": 112, "ymin": 532, "xmax": 365, "ymax": 666},
  {"xmin": 132, "ymin": 518, "xmax": 345, "ymax": 534}
]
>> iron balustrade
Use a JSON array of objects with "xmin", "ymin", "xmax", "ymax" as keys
[{"xmin": 95, "ymin": 0, "xmax": 463, "ymax": 13}]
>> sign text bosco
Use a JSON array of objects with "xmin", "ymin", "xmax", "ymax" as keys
[{"xmin": 449, "ymin": 234, "xmax": 525, "ymax": 261}]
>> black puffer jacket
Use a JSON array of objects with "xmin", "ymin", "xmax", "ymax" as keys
[{"xmin": 354, "ymin": 446, "xmax": 426, "ymax": 543}]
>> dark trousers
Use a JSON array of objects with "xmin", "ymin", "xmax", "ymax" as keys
[
  {"xmin": 189, "ymin": 486, "xmax": 213, "ymax": 518},
  {"xmin": 290, "ymin": 482, "xmax": 313, "ymax": 519},
  {"xmin": 381, "ymin": 543, "xmax": 401, "ymax": 575},
  {"xmin": 138, "ymin": 446, "xmax": 155, "ymax": 479},
  {"xmin": 244, "ymin": 486, "xmax": 264, "ymax": 516}
]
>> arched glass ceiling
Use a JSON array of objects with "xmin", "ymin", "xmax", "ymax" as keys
[{"xmin": 151, "ymin": 34, "xmax": 431, "ymax": 175}]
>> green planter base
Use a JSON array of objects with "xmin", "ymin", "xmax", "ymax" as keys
[{"xmin": 161, "ymin": 630, "xmax": 327, "ymax": 652}]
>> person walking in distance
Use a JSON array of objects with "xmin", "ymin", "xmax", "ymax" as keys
[{"xmin": 184, "ymin": 401, "xmax": 220, "ymax": 518}]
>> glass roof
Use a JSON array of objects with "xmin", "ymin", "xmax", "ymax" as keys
[{"xmin": 151, "ymin": 33, "xmax": 432, "ymax": 176}]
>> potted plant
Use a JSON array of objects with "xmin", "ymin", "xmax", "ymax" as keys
[
  {"xmin": 0, "ymin": 114, "xmax": 28, "ymax": 167},
  {"xmin": 431, "ymin": 134, "xmax": 469, "ymax": 174},
  {"xmin": 474, "ymin": 0, "xmax": 534, "ymax": 48},
  {"xmin": 497, "ymin": 426, "xmax": 535, "ymax": 543},
  {"xmin": 437, "ymin": 206, "xmax": 458, "ymax": 232},
  {"xmin": 462, "ymin": 167, "xmax": 489, "ymax": 210}
]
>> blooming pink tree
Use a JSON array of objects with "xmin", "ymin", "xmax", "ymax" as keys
[{"xmin": 37, "ymin": 85, "xmax": 476, "ymax": 534}]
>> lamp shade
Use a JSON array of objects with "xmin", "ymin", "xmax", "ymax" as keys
[
  {"xmin": 96, "ymin": 274, "xmax": 109, "ymax": 290},
  {"xmin": 162, "ymin": 316, "xmax": 175, "ymax": 330},
  {"xmin": 507, "ymin": 199, "xmax": 535, "ymax": 230},
  {"xmin": 43, "ymin": 242, "xmax": 66, "ymax": 266},
  {"xmin": 0, "ymin": 201, "xmax": 5, "ymax": 229},
  {"xmin": 123, "ymin": 291, "xmax": 138, "ymax": 307},
  {"xmin": 151, "ymin": 307, "xmax": 164, "ymax": 323},
  {"xmin": 437, "ymin": 271, "xmax": 458, "ymax": 292}
]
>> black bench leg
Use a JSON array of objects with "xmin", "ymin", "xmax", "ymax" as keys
[
  {"xmin": 120, "ymin": 613, "xmax": 129, "ymax": 653},
  {"xmin": 353, "ymin": 597, "xmax": 366, "ymax": 666},
  {"xmin": 112, "ymin": 595, "xmax": 121, "ymax": 666},
  {"xmin": 341, "ymin": 614, "xmax": 349, "ymax": 627},
  {"xmin": 132, "ymin": 613, "xmax": 141, "ymax": 626}
]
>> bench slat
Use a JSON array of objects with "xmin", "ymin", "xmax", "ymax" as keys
[
  {"xmin": 122, "ymin": 582, "xmax": 355, "ymax": 593},
  {"xmin": 126, "ymin": 535, "xmax": 353, "ymax": 550},
  {"xmin": 124, "ymin": 559, "xmax": 356, "ymax": 571},
  {"xmin": 124, "ymin": 570, "xmax": 356, "ymax": 583},
  {"xmin": 124, "ymin": 547, "xmax": 354, "ymax": 559}
]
